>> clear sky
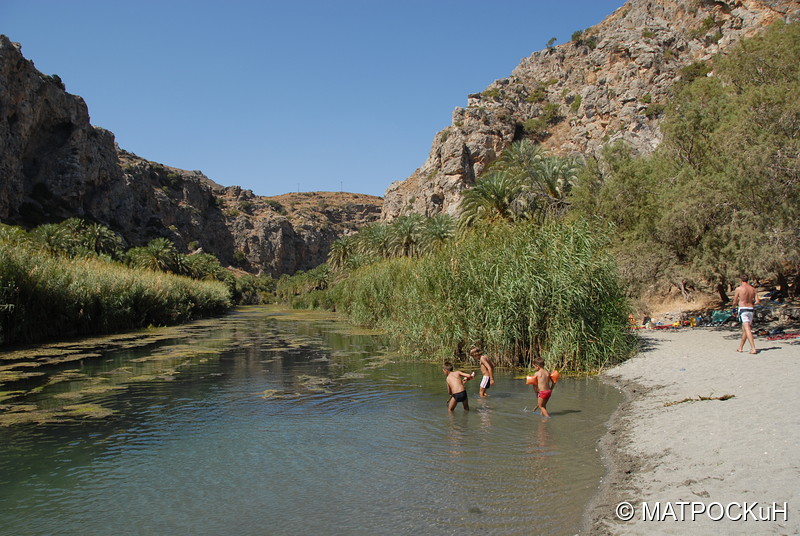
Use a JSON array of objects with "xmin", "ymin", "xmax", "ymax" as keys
[{"xmin": 2, "ymin": 0, "xmax": 627, "ymax": 198}]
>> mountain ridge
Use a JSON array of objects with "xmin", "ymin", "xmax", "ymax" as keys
[
  {"xmin": 0, "ymin": 35, "xmax": 381, "ymax": 276},
  {"xmin": 380, "ymin": 0, "xmax": 800, "ymax": 220}
]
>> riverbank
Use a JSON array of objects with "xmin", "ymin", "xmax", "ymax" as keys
[{"xmin": 584, "ymin": 326, "xmax": 800, "ymax": 535}]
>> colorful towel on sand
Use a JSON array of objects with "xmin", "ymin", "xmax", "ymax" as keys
[{"xmin": 767, "ymin": 333, "xmax": 800, "ymax": 341}]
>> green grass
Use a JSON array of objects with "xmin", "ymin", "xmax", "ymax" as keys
[
  {"xmin": 0, "ymin": 241, "xmax": 231, "ymax": 345},
  {"xmin": 286, "ymin": 220, "xmax": 637, "ymax": 372}
]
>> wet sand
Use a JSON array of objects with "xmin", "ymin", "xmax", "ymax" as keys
[{"xmin": 584, "ymin": 327, "xmax": 800, "ymax": 535}]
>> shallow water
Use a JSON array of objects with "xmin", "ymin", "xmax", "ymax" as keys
[{"xmin": 0, "ymin": 306, "xmax": 621, "ymax": 535}]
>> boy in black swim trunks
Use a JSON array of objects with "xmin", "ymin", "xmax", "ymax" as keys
[{"xmin": 443, "ymin": 361, "xmax": 475, "ymax": 412}]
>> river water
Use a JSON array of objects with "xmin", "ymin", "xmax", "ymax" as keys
[{"xmin": 0, "ymin": 306, "xmax": 622, "ymax": 536}]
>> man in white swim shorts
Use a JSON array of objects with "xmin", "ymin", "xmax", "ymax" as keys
[{"xmin": 733, "ymin": 275, "xmax": 760, "ymax": 354}]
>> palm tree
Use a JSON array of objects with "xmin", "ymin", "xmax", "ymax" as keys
[
  {"xmin": 460, "ymin": 140, "xmax": 583, "ymax": 226},
  {"xmin": 388, "ymin": 214, "xmax": 425, "ymax": 257},
  {"xmin": 420, "ymin": 214, "xmax": 455, "ymax": 254},
  {"xmin": 458, "ymin": 171, "xmax": 525, "ymax": 228},
  {"xmin": 327, "ymin": 235, "xmax": 356, "ymax": 271},
  {"xmin": 530, "ymin": 155, "xmax": 581, "ymax": 217},
  {"xmin": 185, "ymin": 252, "xmax": 225, "ymax": 280},
  {"xmin": 0, "ymin": 224, "xmax": 27, "ymax": 246},
  {"xmin": 127, "ymin": 237, "xmax": 179, "ymax": 272},
  {"xmin": 490, "ymin": 138, "xmax": 546, "ymax": 183},
  {"xmin": 30, "ymin": 223, "xmax": 75, "ymax": 255},
  {"xmin": 355, "ymin": 223, "xmax": 391, "ymax": 259},
  {"xmin": 80, "ymin": 222, "xmax": 125, "ymax": 257}
]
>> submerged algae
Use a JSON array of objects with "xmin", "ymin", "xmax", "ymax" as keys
[{"xmin": 1, "ymin": 305, "xmax": 394, "ymax": 426}]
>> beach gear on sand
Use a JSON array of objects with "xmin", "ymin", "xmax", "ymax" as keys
[{"xmin": 526, "ymin": 370, "xmax": 560, "ymax": 385}]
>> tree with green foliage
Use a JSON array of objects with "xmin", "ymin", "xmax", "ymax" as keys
[
  {"xmin": 328, "ymin": 235, "xmax": 357, "ymax": 271},
  {"xmin": 460, "ymin": 140, "xmax": 584, "ymax": 226},
  {"xmin": 458, "ymin": 171, "xmax": 526, "ymax": 228},
  {"xmin": 126, "ymin": 237, "xmax": 181, "ymax": 273},
  {"xmin": 420, "ymin": 214, "xmax": 455, "ymax": 254},
  {"xmin": 355, "ymin": 222, "xmax": 391, "ymax": 259},
  {"xmin": 570, "ymin": 21, "xmax": 800, "ymax": 300},
  {"xmin": 387, "ymin": 214, "xmax": 425, "ymax": 258}
]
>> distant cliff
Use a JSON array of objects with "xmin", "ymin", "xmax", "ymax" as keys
[
  {"xmin": 381, "ymin": 0, "xmax": 800, "ymax": 220},
  {"xmin": 0, "ymin": 35, "xmax": 381, "ymax": 276}
]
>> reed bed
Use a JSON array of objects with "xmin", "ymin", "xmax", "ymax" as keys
[
  {"xmin": 325, "ymin": 220, "xmax": 637, "ymax": 371},
  {"xmin": 0, "ymin": 242, "xmax": 231, "ymax": 345}
]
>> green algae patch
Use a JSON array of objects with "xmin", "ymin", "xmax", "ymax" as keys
[
  {"xmin": 57, "ymin": 384, "xmax": 128, "ymax": 399},
  {"xmin": 0, "ymin": 390, "xmax": 26, "ymax": 403},
  {"xmin": 53, "ymin": 391, "xmax": 84, "ymax": 401},
  {"xmin": 339, "ymin": 372, "xmax": 367, "ymax": 380},
  {"xmin": 297, "ymin": 374, "xmax": 333, "ymax": 385},
  {"xmin": 363, "ymin": 355, "xmax": 394, "ymax": 369},
  {"xmin": 330, "ymin": 326, "xmax": 387, "ymax": 337},
  {"xmin": 128, "ymin": 374, "xmax": 161, "ymax": 382},
  {"xmin": 261, "ymin": 389, "xmax": 287, "ymax": 399},
  {"xmin": 130, "ymin": 345, "xmax": 221, "ymax": 363},
  {"xmin": 270, "ymin": 308, "xmax": 343, "ymax": 323},
  {"xmin": 42, "ymin": 352, "xmax": 103, "ymax": 365},
  {"xmin": 0, "ymin": 401, "xmax": 115, "ymax": 426},
  {"xmin": 0, "ymin": 370, "xmax": 46, "ymax": 383},
  {"xmin": 0, "ymin": 407, "xmax": 59, "ymax": 426},
  {"xmin": 45, "ymin": 371, "xmax": 90, "ymax": 386},
  {"xmin": 61, "ymin": 404, "xmax": 114, "ymax": 420}
]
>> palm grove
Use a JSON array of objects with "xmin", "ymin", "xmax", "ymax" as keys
[{"xmin": 277, "ymin": 22, "xmax": 800, "ymax": 371}]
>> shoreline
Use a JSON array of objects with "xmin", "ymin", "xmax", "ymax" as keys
[{"xmin": 582, "ymin": 327, "xmax": 800, "ymax": 535}]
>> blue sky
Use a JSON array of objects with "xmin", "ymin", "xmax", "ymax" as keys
[{"xmin": 2, "ymin": 1, "xmax": 627, "ymax": 198}]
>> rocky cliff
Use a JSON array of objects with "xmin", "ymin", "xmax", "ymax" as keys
[
  {"xmin": 381, "ymin": 0, "xmax": 800, "ymax": 220},
  {"xmin": 0, "ymin": 35, "xmax": 381, "ymax": 276}
]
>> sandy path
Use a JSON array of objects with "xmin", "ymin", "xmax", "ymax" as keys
[{"xmin": 585, "ymin": 327, "xmax": 800, "ymax": 535}]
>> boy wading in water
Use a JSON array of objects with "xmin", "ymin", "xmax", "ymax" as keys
[
  {"xmin": 443, "ymin": 361, "xmax": 475, "ymax": 412},
  {"xmin": 470, "ymin": 347, "xmax": 495, "ymax": 398},
  {"xmin": 733, "ymin": 274, "xmax": 760, "ymax": 354},
  {"xmin": 530, "ymin": 357, "xmax": 553, "ymax": 418}
]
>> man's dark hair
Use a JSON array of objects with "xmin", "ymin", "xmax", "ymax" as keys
[
  {"xmin": 740, "ymin": 275, "xmax": 749, "ymax": 282},
  {"xmin": 443, "ymin": 361, "xmax": 454, "ymax": 372}
]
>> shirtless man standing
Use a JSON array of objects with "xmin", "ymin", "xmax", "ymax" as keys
[{"xmin": 733, "ymin": 275, "xmax": 760, "ymax": 354}]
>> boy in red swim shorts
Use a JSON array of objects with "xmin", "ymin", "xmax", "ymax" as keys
[{"xmin": 530, "ymin": 357, "xmax": 554, "ymax": 418}]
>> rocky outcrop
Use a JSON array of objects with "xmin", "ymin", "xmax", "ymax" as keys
[
  {"xmin": 382, "ymin": 0, "xmax": 800, "ymax": 220},
  {"xmin": 0, "ymin": 35, "xmax": 381, "ymax": 276}
]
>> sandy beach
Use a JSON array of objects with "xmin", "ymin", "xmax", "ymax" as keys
[{"xmin": 585, "ymin": 326, "xmax": 800, "ymax": 535}]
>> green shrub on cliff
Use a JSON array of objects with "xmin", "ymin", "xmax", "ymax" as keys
[{"xmin": 571, "ymin": 21, "xmax": 800, "ymax": 299}]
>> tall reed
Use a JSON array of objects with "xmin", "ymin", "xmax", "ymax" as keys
[
  {"xmin": 325, "ymin": 220, "xmax": 636, "ymax": 371},
  {"xmin": 0, "ymin": 241, "xmax": 231, "ymax": 345}
]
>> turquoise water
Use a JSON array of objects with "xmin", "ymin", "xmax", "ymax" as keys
[{"xmin": 0, "ymin": 306, "xmax": 621, "ymax": 535}]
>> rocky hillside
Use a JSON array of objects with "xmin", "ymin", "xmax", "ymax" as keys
[
  {"xmin": 382, "ymin": 0, "xmax": 800, "ymax": 220},
  {"xmin": 0, "ymin": 35, "xmax": 381, "ymax": 276}
]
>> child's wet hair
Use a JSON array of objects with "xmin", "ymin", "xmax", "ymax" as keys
[
  {"xmin": 533, "ymin": 357, "xmax": 545, "ymax": 368},
  {"xmin": 443, "ymin": 361, "xmax": 454, "ymax": 372}
]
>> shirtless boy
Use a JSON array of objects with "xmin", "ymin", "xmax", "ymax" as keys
[
  {"xmin": 530, "ymin": 357, "xmax": 553, "ymax": 418},
  {"xmin": 469, "ymin": 347, "xmax": 495, "ymax": 398},
  {"xmin": 443, "ymin": 361, "xmax": 475, "ymax": 411},
  {"xmin": 733, "ymin": 275, "xmax": 760, "ymax": 354}
]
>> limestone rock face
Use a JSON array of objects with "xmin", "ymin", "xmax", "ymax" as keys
[
  {"xmin": 381, "ymin": 0, "xmax": 800, "ymax": 221},
  {"xmin": 0, "ymin": 35, "xmax": 381, "ymax": 276}
]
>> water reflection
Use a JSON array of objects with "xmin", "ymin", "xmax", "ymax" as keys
[{"xmin": 0, "ymin": 305, "xmax": 621, "ymax": 536}]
